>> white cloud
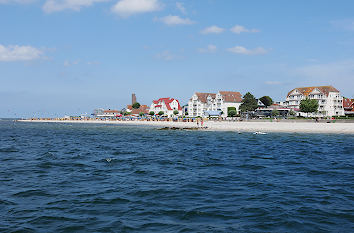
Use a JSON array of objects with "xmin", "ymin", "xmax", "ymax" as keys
[
  {"xmin": 201, "ymin": 25, "xmax": 225, "ymax": 34},
  {"xmin": 112, "ymin": 0, "xmax": 161, "ymax": 17},
  {"xmin": 43, "ymin": 0, "xmax": 106, "ymax": 13},
  {"xmin": 64, "ymin": 60, "xmax": 79, "ymax": 66},
  {"xmin": 0, "ymin": 0, "xmax": 34, "ymax": 4},
  {"xmin": 155, "ymin": 50, "xmax": 176, "ymax": 61},
  {"xmin": 156, "ymin": 15, "xmax": 194, "ymax": 25},
  {"xmin": 0, "ymin": 44, "xmax": 43, "ymax": 62},
  {"xmin": 227, "ymin": 46, "xmax": 267, "ymax": 55},
  {"xmin": 330, "ymin": 19, "xmax": 354, "ymax": 31},
  {"xmin": 176, "ymin": 2, "xmax": 186, "ymax": 14},
  {"xmin": 198, "ymin": 44, "xmax": 217, "ymax": 53},
  {"xmin": 230, "ymin": 25, "xmax": 259, "ymax": 34}
]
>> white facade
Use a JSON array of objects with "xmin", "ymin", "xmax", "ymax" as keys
[
  {"xmin": 149, "ymin": 98, "xmax": 182, "ymax": 117},
  {"xmin": 285, "ymin": 86, "xmax": 344, "ymax": 117},
  {"xmin": 188, "ymin": 91, "xmax": 242, "ymax": 117},
  {"xmin": 93, "ymin": 109, "xmax": 120, "ymax": 117}
]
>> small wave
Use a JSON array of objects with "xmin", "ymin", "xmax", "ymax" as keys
[
  {"xmin": 0, "ymin": 147, "xmax": 19, "ymax": 153},
  {"xmin": 13, "ymin": 189, "xmax": 51, "ymax": 198},
  {"xmin": 0, "ymin": 199, "xmax": 16, "ymax": 205},
  {"xmin": 112, "ymin": 151, "xmax": 137, "ymax": 155}
]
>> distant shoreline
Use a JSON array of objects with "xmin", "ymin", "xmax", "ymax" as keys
[{"xmin": 17, "ymin": 119, "xmax": 354, "ymax": 134}]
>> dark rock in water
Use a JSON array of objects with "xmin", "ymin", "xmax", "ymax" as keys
[
  {"xmin": 158, "ymin": 127, "xmax": 180, "ymax": 130},
  {"xmin": 158, "ymin": 127, "xmax": 206, "ymax": 131}
]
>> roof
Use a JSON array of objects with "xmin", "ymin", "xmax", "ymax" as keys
[
  {"xmin": 195, "ymin": 93, "xmax": 216, "ymax": 103},
  {"xmin": 127, "ymin": 104, "xmax": 148, "ymax": 110},
  {"xmin": 343, "ymin": 98, "xmax": 354, "ymax": 110},
  {"xmin": 219, "ymin": 91, "xmax": 242, "ymax": 102},
  {"xmin": 151, "ymin": 97, "xmax": 182, "ymax": 111},
  {"xmin": 103, "ymin": 110, "xmax": 119, "ymax": 113},
  {"xmin": 126, "ymin": 105, "xmax": 149, "ymax": 114},
  {"xmin": 287, "ymin": 85, "xmax": 339, "ymax": 97}
]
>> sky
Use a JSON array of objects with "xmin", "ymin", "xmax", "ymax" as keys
[{"xmin": 1, "ymin": 0, "xmax": 354, "ymax": 118}]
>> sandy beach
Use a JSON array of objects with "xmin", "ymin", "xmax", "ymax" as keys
[{"xmin": 18, "ymin": 119, "xmax": 354, "ymax": 134}]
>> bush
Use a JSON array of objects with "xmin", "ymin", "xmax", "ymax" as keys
[
  {"xmin": 158, "ymin": 111, "xmax": 164, "ymax": 116},
  {"xmin": 228, "ymin": 110, "xmax": 237, "ymax": 117},
  {"xmin": 173, "ymin": 110, "xmax": 179, "ymax": 115},
  {"xmin": 139, "ymin": 112, "xmax": 144, "ymax": 116},
  {"xmin": 149, "ymin": 111, "xmax": 155, "ymax": 116},
  {"xmin": 227, "ymin": 107, "xmax": 236, "ymax": 116}
]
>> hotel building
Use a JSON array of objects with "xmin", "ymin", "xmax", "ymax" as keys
[
  {"xmin": 188, "ymin": 91, "xmax": 242, "ymax": 117},
  {"xmin": 285, "ymin": 85, "xmax": 344, "ymax": 117}
]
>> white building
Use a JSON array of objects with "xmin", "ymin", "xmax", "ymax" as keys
[
  {"xmin": 93, "ymin": 109, "xmax": 121, "ymax": 117},
  {"xmin": 188, "ymin": 91, "xmax": 242, "ymax": 117},
  {"xmin": 149, "ymin": 97, "xmax": 182, "ymax": 117},
  {"xmin": 285, "ymin": 86, "xmax": 344, "ymax": 117}
]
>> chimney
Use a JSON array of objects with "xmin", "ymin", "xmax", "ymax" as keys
[{"xmin": 132, "ymin": 93, "xmax": 136, "ymax": 105}]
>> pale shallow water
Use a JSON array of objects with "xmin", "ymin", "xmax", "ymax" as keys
[{"xmin": 0, "ymin": 120, "xmax": 353, "ymax": 232}]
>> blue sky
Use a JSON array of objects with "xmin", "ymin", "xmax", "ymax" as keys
[{"xmin": 1, "ymin": 0, "xmax": 354, "ymax": 117}]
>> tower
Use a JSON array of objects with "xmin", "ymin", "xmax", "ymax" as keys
[{"xmin": 132, "ymin": 93, "xmax": 136, "ymax": 105}]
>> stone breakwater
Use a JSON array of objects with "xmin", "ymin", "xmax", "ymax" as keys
[{"xmin": 18, "ymin": 119, "xmax": 354, "ymax": 134}]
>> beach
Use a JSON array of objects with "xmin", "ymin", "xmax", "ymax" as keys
[{"xmin": 18, "ymin": 119, "xmax": 354, "ymax": 134}]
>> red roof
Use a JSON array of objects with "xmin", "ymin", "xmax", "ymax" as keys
[
  {"xmin": 195, "ymin": 93, "xmax": 216, "ymax": 103},
  {"xmin": 152, "ymin": 97, "xmax": 182, "ymax": 111},
  {"xmin": 343, "ymin": 98, "xmax": 354, "ymax": 110},
  {"xmin": 103, "ymin": 110, "xmax": 119, "ymax": 113},
  {"xmin": 219, "ymin": 91, "xmax": 242, "ymax": 103},
  {"xmin": 287, "ymin": 86, "xmax": 339, "ymax": 97}
]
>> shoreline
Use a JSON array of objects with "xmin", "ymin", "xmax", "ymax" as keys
[{"xmin": 17, "ymin": 119, "xmax": 354, "ymax": 134}]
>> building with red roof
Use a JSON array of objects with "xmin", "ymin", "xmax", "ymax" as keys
[
  {"xmin": 285, "ymin": 85, "xmax": 344, "ymax": 117},
  {"xmin": 343, "ymin": 98, "xmax": 354, "ymax": 116},
  {"xmin": 149, "ymin": 97, "xmax": 182, "ymax": 117},
  {"xmin": 188, "ymin": 91, "xmax": 242, "ymax": 117}
]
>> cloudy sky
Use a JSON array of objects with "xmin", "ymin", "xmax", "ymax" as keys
[{"xmin": 1, "ymin": 0, "xmax": 354, "ymax": 117}]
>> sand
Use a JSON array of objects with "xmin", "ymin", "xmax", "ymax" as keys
[{"xmin": 17, "ymin": 119, "xmax": 354, "ymax": 134}]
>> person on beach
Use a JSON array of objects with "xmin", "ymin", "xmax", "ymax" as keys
[
  {"xmin": 201, "ymin": 119, "xmax": 204, "ymax": 127},
  {"xmin": 197, "ymin": 119, "xmax": 199, "ymax": 127}
]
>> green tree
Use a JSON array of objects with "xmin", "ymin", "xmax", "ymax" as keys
[
  {"xmin": 228, "ymin": 110, "xmax": 237, "ymax": 117},
  {"xmin": 158, "ymin": 111, "xmax": 164, "ymax": 116},
  {"xmin": 299, "ymin": 98, "xmax": 319, "ymax": 117},
  {"xmin": 239, "ymin": 92, "xmax": 258, "ymax": 112},
  {"xmin": 123, "ymin": 112, "xmax": 131, "ymax": 116},
  {"xmin": 271, "ymin": 109, "xmax": 279, "ymax": 116},
  {"xmin": 289, "ymin": 110, "xmax": 296, "ymax": 116},
  {"xmin": 259, "ymin": 96, "xmax": 273, "ymax": 107},
  {"xmin": 149, "ymin": 111, "xmax": 155, "ymax": 116},
  {"xmin": 227, "ymin": 107, "xmax": 236, "ymax": 116},
  {"xmin": 173, "ymin": 110, "xmax": 179, "ymax": 115},
  {"xmin": 132, "ymin": 102, "xmax": 141, "ymax": 109},
  {"xmin": 139, "ymin": 112, "xmax": 144, "ymax": 117}
]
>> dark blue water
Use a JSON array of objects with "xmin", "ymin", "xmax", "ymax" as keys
[{"xmin": 0, "ymin": 120, "xmax": 353, "ymax": 232}]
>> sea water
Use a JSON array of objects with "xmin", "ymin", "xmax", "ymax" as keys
[{"xmin": 0, "ymin": 120, "xmax": 353, "ymax": 232}]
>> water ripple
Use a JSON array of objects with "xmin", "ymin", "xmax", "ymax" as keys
[{"xmin": 0, "ymin": 120, "xmax": 353, "ymax": 232}]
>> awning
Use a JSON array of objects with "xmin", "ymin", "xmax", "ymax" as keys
[{"xmin": 204, "ymin": 110, "xmax": 222, "ymax": 116}]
